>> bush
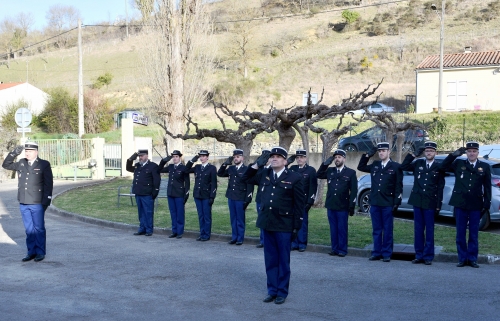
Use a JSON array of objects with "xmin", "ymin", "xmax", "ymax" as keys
[
  {"xmin": 84, "ymin": 89, "xmax": 114, "ymax": 134},
  {"xmin": 0, "ymin": 99, "xmax": 30, "ymax": 130},
  {"xmin": 38, "ymin": 87, "xmax": 78, "ymax": 134},
  {"xmin": 341, "ymin": 10, "xmax": 360, "ymax": 24},
  {"xmin": 92, "ymin": 72, "xmax": 113, "ymax": 89}
]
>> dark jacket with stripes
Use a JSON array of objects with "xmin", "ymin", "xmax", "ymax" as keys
[
  {"xmin": 317, "ymin": 165, "xmax": 357, "ymax": 211},
  {"xmin": 158, "ymin": 161, "xmax": 190, "ymax": 199},
  {"xmin": 289, "ymin": 164, "xmax": 318, "ymax": 206},
  {"xmin": 217, "ymin": 163, "xmax": 253, "ymax": 203},
  {"xmin": 184, "ymin": 161, "xmax": 217, "ymax": 200},
  {"xmin": 126, "ymin": 159, "xmax": 161, "ymax": 198}
]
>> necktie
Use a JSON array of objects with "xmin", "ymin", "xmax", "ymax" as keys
[
  {"xmin": 427, "ymin": 164, "xmax": 430, "ymax": 170},
  {"xmin": 337, "ymin": 169, "xmax": 340, "ymax": 174},
  {"xmin": 28, "ymin": 161, "xmax": 32, "ymax": 166},
  {"xmin": 274, "ymin": 173, "xmax": 277, "ymax": 182}
]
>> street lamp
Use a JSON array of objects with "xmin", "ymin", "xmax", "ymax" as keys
[{"xmin": 431, "ymin": 1, "xmax": 445, "ymax": 114}]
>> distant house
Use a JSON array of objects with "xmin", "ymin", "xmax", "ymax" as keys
[
  {"xmin": 0, "ymin": 82, "xmax": 49, "ymax": 115},
  {"xmin": 415, "ymin": 49, "xmax": 500, "ymax": 113}
]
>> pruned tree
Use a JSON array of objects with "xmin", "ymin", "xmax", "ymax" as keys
[
  {"xmin": 163, "ymin": 101, "xmax": 273, "ymax": 156},
  {"xmin": 139, "ymin": 0, "xmax": 215, "ymax": 154}
]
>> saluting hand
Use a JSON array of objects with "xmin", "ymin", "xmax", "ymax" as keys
[
  {"xmin": 223, "ymin": 156, "xmax": 233, "ymax": 166},
  {"xmin": 323, "ymin": 156, "xmax": 334, "ymax": 166},
  {"xmin": 452, "ymin": 147, "xmax": 466, "ymax": 157},
  {"xmin": 162, "ymin": 155, "xmax": 173, "ymax": 163},
  {"xmin": 13, "ymin": 145, "xmax": 24, "ymax": 155},
  {"xmin": 286, "ymin": 155, "xmax": 297, "ymax": 165},
  {"xmin": 128, "ymin": 152, "xmax": 138, "ymax": 161},
  {"xmin": 414, "ymin": 147, "xmax": 425, "ymax": 158},
  {"xmin": 191, "ymin": 155, "xmax": 200, "ymax": 163},
  {"xmin": 255, "ymin": 151, "xmax": 271, "ymax": 168},
  {"xmin": 367, "ymin": 147, "xmax": 378, "ymax": 158}
]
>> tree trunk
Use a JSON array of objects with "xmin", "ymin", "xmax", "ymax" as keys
[
  {"xmin": 394, "ymin": 131, "xmax": 405, "ymax": 163},
  {"xmin": 234, "ymin": 139, "xmax": 253, "ymax": 158},
  {"xmin": 293, "ymin": 123, "xmax": 309, "ymax": 153},
  {"xmin": 277, "ymin": 123, "xmax": 296, "ymax": 151}
]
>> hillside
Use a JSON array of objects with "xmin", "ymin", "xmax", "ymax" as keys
[{"xmin": 1, "ymin": 0, "xmax": 500, "ymax": 123}]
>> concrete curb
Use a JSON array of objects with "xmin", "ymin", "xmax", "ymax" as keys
[{"xmin": 50, "ymin": 180, "xmax": 499, "ymax": 265}]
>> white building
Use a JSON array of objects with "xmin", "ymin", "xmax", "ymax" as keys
[
  {"xmin": 415, "ymin": 49, "xmax": 500, "ymax": 113},
  {"xmin": 0, "ymin": 82, "xmax": 49, "ymax": 115}
]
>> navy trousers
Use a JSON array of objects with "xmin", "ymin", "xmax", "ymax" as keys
[
  {"xmin": 413, "ymin": 206, "xmax": 435, "ymax": 261},
  {"xmin": 256, "ymin": 202, "xmax": 264, "ymax": 245},
  {"xmin": 228, "ymin": 199, "xmax": 245, "ymax": 242},
  {"xmin": 455, "ymin": 207, "xmax": 480, "ymax": 263},
  {"xmin": 369, "ymin": 205, "xmax": 394, "ymax": 258},
  {"xmin": 327, "ymin": 209, "xmax": 349, "ymax": 255},
  {"xmin": 194, "ymin": 198, "xmax": 212, "ymax": 240},
  {"xmin": 20, "ymin": 204, "xmax": 46, "ymax": 256},
  {"xmin": 291, "ymin": 209, "xmax": 308, "ymax": 250},
  {"xmin": 135, "ymin": 195, "xmax": 154, "ymax": 234},
  {"xmin": 263, "ymin": 230, "xmax": 292, "ymax": 298},
  {"xmin": 167, "ymin": 196, "xmax": 185, "ymax": 236}
]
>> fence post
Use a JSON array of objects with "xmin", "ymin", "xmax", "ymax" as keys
[
  {"xmin": 121, "ymin": 118, "xmax": 134, "ymax": 177},
  {"xmin": 91, "ymin": 137, "xmax": 105, "ymax": 179}
]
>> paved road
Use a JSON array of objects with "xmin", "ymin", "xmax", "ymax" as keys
[{"xmin": 1, "ymin": 180, "xmax": 500, "ymax": 320}]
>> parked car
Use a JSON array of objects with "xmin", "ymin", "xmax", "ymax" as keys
[
  {"xmin": 338, "ymin": 126, "xmax": 428, "ymax": 152},
  {"xmin": 351, "ymin": 103, "xmax": 395, "ymax": 114},
  {"xmin": 356, "ymin": 155, "xmax": 500, "ymax": 230}
]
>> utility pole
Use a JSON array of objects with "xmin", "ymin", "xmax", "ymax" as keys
[
  {"xmin": 125, "ymin": 0, "xmax": 129, "ymax": 38},
  {"xmin": 78, "ymin": 19, "xmax": 84, "ymax": 137}
]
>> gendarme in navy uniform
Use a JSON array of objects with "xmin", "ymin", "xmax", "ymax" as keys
[
  {"xmin": 184, "ymin": 150, "xmax": 217, "ymax": 241},
  {"xmin": 242, "ymin": 146, "xmax": 305, "ymax": 305},
  {"xmin": 357, "ymin": 142, "xmax": 403, "ymax": 262},
  {"xmin": 288, "ymin": 149, "xmax": 317, "ymax": 252},
  {"xmin": 400, "ymin": 141, "xmax": 445, "ymax": 265},
  {"xmin": 2, "ymin": 142, "xmax": 53, "ymax": 262},
  {"xmin": 441, "ymin": 141, "xmax": 491, "ymax": 268},
  {"xmin": 217, "ymin": 149, "xmax": 254, "ymax": 245},
  {"xmin": 317, "ymin": 149, "xmax": 357, "ymax": 257},
  {"xmin": 126, "ymin": 149, "xmax": 161, "ymax": 236},
  {"xmin": 158, "ymin": 150, "xmax": 190, "ymax": 239}
]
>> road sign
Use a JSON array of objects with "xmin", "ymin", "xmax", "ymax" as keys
[
  {"xmin": 17, "ymin": 128, "xmax": 31, "ymax": 133},
  {"xmin": 15, "ymin": 108, "xmax": 32, "ymax": 128}
]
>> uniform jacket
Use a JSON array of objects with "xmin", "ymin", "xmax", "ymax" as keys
[
  {"xmin": 184, "ymin": 161, "xmax": 217, "ymax": 199},
  {"xmin": 255, "ymin": 166, "xmax": 270, "ymax": 204},
  {"xmin": 158, "ymin": 161, "xmax": 190, "ymax": 199},
  {"xmin": 441, "ymin": 154, "xmax": 492, "ymax": 211},
  {"xmin": 2, "ymin": 153, "xmax": 53, "ymax": 206},
  {"xmin": 242, "ymin": 166, "xmax": 305, "ymax": 232},
  {"xmin": 400, "ymin": 154, "xmax": 445, "ymax": 210},
  {"xmin": 317, "ymin": 164, "xmax": 357, "ymax": 211},
  {"xmin": 217, "ymin": 163, "xmax": 254, "ymax": 202},
  {"xmin": 126, "ymin": 159, "xmax": 161, "ymax": 198},
  {"xmin": 289, "ymin": 164, "xmax": 318, "ymax": 206},
  {"xmin": 357, "ymin": 155, "xmax": 403, "ymax": 207}
]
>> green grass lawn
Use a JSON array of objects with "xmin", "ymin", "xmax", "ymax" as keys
[{"xmin": 53, "ymin": 177, "xmax": 500, "ymax": 255}]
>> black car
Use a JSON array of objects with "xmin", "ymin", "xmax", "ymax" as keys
[{"xmin": 338, "ymin": 126, "xmax": 428, "ymax": 152}]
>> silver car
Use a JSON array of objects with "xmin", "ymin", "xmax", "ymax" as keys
[{"xmin": 356, "ymin": 155, "xmax": 500, "ymax": 230}]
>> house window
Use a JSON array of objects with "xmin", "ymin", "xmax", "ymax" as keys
[{"xmin": 447, "ymin": 81, "xmax": 467, "ymax": 111}]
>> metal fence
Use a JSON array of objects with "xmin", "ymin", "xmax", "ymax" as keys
[
  {"xmin": 104, "ymin": 144, "xmax": 122, "ymax": 176},
  {"xmin": 37, "ymin": 139, "xmax": 92, "ymax": 167}
]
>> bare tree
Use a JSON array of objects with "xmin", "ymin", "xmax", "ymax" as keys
[
  {"xmin": 139, "ymin": 0, "xmax": 215, "ymax": 153},
  {"xmin": 134, "ymin": 0, "xmax": 155, "ymax": 20},
  {"xmin": 45, "ymin": 4, "xmax": 80, "ymax": 47}
]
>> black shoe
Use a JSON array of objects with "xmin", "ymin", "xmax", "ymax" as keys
[
  {"xmin": 196, "ymin": 237, "xmax": 202, "ymax": 241},
  {"xmin": 328, "ymin": 251, "xmax": 336, "ymax": 256},
  {"xmin": 145, "ymin": 233, "xmax": 152, "ymax": 236},
  {"xmin": 382, "ymin": 257, "xmax": 391, "ymax": 262},
  {"xmin": 134, "ymin": 231, "xmax": 146, "ymax": 235},
  {"xmin": 291, "ymin": 247, "xmax": 299, "ymax": 251},
  {"xmin": 256, "ymin": 244, "xmax": 264, "ymax": 248},
  {"xmin": 424, "ymin": 260, "xmax": 432, "ymax": 265},
  {"xmin": 469, "ymin": 261, "xmax": 480, "ymax": 268},
  {"xmin": 228, "ymin": 240, "xmax": 237, "ymax": 244},
  {"xmin": 236, "ymin": 242, "xmax": 243, "ymax": 245},
  {"xmin": 263, "ymin": 295, "xmax": 276, "ymax": 303},
  {"xmin": 22, "ymin": 254, "xmax": 36, "ymax": 262},
  {"xmin": 412, "ymin": 259, "xmax": 425, "ymax": 264},
  {"xmin": 274, "ymin": 296, "xmax": 286, "ymax": 305},
  {"xmin": 456, "ymin": 261, "xmax": 465, "ymax": 267},
  {"xmin": 168, "ymin": 233, "xmax": 178, "ymax": 238},
  {"xmin": 369, "ymin": 255, "xmax": 382, "ymax": 261},
  {"xmin": 200, "ymin": 238, "xmax": 210, "ymax": 242},
  {"xmin": 337, "ymin": 253, "xmax": 346, "ymax": 257},
  {"xmin": 298, "ymin": 248, "xmax": 305, "ymax": 252},
  {"xmin": 176, "ymin": 235, "xmax": 183, "ymax": 239},
  {"xmin": 34, "ymin": 255, "xmax": 45, "ymax": 262}
]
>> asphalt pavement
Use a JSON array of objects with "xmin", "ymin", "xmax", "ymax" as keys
[{"xmin": 1, "ymin": 179, "xmax": 500, "ymax": 321}]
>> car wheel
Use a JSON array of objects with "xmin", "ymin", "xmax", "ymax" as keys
[
  {"xmin": 344, "ymin": 144, "xmax": 358, "ymax": 152},
  {"xmin": 358, "ymin": 189, "xmax": 370, "ymax": 214},
  {"xmin": 479, "ymin": 210, "xmax": 490, "ymax": 231}
]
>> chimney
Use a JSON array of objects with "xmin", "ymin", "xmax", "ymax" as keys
[{"xmin": 464, "ymin": 46, "xmax": 472, "ymax": 53}]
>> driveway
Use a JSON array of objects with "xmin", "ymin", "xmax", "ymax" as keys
[{"xmin": 1, "ymin": 180, "xmax": 500, "ymax": 320}]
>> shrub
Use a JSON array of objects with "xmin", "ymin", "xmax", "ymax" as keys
[
  {"xmin": 38, "ymin": 87, "xmax": 78, "ymax": 134},
  {"xmin": 1, "ymin": 99, "xmax": 30, "ymax": 130},
  {"xmin": 92, "ymin": 72, "xmax": 114, "ymax": 89},
  {"xmin": 341, "ymin": 10, "xmax": 360, "ymax": 24},
  {"xmin": 84, "ymin": 89, "xmax": 114, "ymax": 134}
]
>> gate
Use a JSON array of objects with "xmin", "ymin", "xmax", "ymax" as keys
[
  {"xmin": 104, "ymin": 144, "xmax": 122, "ymax": 177},
  {"xmin": 37, "ymin": 139, "xmax": 93, "ymax": 179}
]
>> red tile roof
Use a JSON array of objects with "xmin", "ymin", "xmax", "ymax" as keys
[
  {"xmin": 416, "ymin": 51, "xmax": 500, "ymax": 70},
  {"xmin": 0, "ymin": 82, "xmax": 23, "ymax": 90}
]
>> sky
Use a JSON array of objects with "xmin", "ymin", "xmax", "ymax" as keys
[{"xmin": 1, "ymin": 0, "xmax": 140, "ymax": 30}]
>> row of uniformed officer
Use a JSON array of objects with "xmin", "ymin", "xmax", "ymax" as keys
[
  {"xmin": 358, "ymin": 142, "xmax": 403, "ymax": 262},
  {"xmin": 287, "ymin": 149, "xmax": 317, "ymax": 252},
  {"xmin": 400, "ymin": 141, "xmax": 445, "ymax": 265},
  {"xmin": 242, "ymin": 147, "xmax": 306, "ymax": 305},
  {"xmin": 441, "ymin": 141, "xmax": 491, "ymax": 268},
  {"xmin": 158, "ymin": 150, "xmax": 190, "ymax": 239},
  {"xmin": 317, "ymin": 149, "xmax": 357, "ymax": 257},
  {"xmin": 126, "ymin": 149, "xmax": 161, "ymax": 236},
  {"xmin": 184, "ymin": 150, "xmax": 217, "ymax": 241},
  {"xmin": 3, "ymin": 142, "xmax": 53, "ymax": 262},
  {"xmin": 217, "ymin": 149, "xmax": 254, "ymax": 245}
]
